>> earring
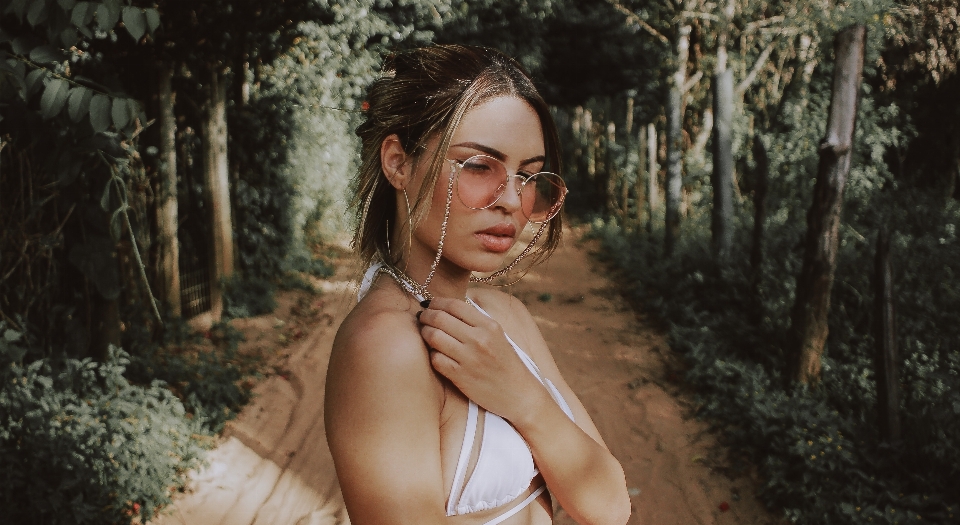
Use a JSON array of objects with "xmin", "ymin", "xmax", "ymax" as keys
[{"xmin": 401, "ymin": 189, "xmax": 413, "ymax": 271}]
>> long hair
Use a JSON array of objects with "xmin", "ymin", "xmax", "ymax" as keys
[{"xmin": 351, "ymin": 44, "xmax": 563, "ymax": 271}]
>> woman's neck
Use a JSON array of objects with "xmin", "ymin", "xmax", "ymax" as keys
[{"xmin": 394, "ymin": 251, "xmax": 471, "ymax": 301}]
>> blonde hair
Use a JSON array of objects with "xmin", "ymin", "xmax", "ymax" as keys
[{"xmin": 351, "ymin": 44, "xmax": 563, "ymax": 271}]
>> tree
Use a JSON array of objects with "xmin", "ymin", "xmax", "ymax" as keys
[{"xmin": 786, "ymin": 24, "xmax": 867, "ymax": 384}]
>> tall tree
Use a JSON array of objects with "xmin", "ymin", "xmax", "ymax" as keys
[
  {"xmin": 711, "ymin": 0, "xmax": 736, "ymax": 262},
  {"xmin": 664, "ymin": 19, "xmax": 691, "ymax": 255},
  {"xmin": 156, "ymin": 62, "xmax": 180, "ymax": 318},
  {"xmin": 786, "ymin": 24, "xmax": 867, "ymax": 384}
]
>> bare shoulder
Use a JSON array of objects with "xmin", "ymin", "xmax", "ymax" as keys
[{"xmin": 327, "ymin": 290, "xmax": 444, "ymax": 414}]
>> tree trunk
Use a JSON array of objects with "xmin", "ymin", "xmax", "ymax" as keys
[
  {"xmin": 665, "ymin": 23, "xmax": 690, "ymax": 255},
  {"xmin": 712, "ymin": 68, "xmax": 734, "ymax": 261},
  {"xmin": 873, "ymin": 227, "xmax": 901, "ymax": 444},
  {"xmin": 787, "ymin": 25, "xmax": 867, "ymax": 384},
  {"xmin": 157, "ymin": 63, "xmax": 181, "ymax": 318},
  {"xmin": 90, "ymin": 289, "xmax": 120, "ymax": 362},
  {"xmin": 203, "ymin": 67, "xmax": 234, "ymax": 320},
  {"xmin": 750, "ymin": 136, "xmax": 769, "ymax": 279},
  {"xmin": 635, "ymin": 126, "xmax": 647, "ymax": 229},
  {"xmin": 647, "ymin": 123, "xmax": 658, "ymax": 234},
  {"xmin": 605, "ymin": 121, "xmax": 617, "ymax": 216}
]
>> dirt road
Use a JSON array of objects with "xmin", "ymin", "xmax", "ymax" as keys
[{"xmin": 153, "ymin": 229, "xmax": 780, "ymax": 525}]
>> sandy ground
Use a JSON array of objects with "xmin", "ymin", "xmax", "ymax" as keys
[{"xmin": 152, "ymin": 229, "xmax": 783, "ymax": 525}]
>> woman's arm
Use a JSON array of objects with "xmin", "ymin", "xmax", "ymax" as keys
[
  {"xmin": 325, "ymin": 311, "xmax": 448, "ymax": 525},
  {"xmin": 420, "ymin": 296, "xmax": 631, "ymax": 525}
]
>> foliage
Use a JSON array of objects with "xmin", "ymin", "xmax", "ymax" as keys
[
  {"xmin": 593, "ymin": 201, "xmax": 960, "ymax": 523},
  {"xmin": 123, "ymin": 318, "xmax": 253, "ymax": 434},
  {"xmin": 0, "ymin": 323, "xmax": 205, "ymax": 525}
]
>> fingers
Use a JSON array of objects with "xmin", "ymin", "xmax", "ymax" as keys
[
  {"xmin": 420, "ymin": 323, "xmax": 461, "ymax": 357},
  {"xmin": 429, "ymin": 349, "xmax": 460, "ymax": 378},
  {"xmin": 422, "ymin": 297, "xmax": 501, "ymax": 334}
]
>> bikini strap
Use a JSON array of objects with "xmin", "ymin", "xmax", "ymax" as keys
[{"xmin": 446, "ymin": 400, "xmax": 480, "ymax": 515}]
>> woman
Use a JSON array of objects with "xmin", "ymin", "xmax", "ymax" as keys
[{"xmin": 325, "ymin": 45, "xmax": 631, "ymax": 525}]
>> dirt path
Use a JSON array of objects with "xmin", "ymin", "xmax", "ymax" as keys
[{"xmin": 153, "ymin": 229, "xmax": 780, "ymax": 525}]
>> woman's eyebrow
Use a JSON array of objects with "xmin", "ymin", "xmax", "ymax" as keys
[{"xmin": 452, "ymin": 142, "xmax": 546, "ymax": 166}]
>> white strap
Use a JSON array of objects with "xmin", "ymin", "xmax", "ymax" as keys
[
  {"xmin": 446, "ymin": 401, "xmax": 480, "ymax": 515},
  {"xmin": 357, "ymin": 262, "xmax": 383, "ymax": 301},
  {"xmin": 481, "ymin": 485, "xmax": 546, "ymax": 525}
]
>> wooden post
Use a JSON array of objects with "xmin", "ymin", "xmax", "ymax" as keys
[
  {"xmin": 873, "ymin": 227, "xmax": 901, "ymax": 443},
  {"xmin": 203, "ymin": 67, "xmax": 234, "ymax": 320},
  {"xmin": 157, "ymin": 62, "xmax": 181, "ymax": 318},
  {"xmin": 787, "ymin": 25, "xmax": 867, "ymax": 384}
]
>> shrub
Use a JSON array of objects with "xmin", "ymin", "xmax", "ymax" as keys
[
  {"xmin": 124, "ymin": 319, "xmax": 252, "ymax": 434},
  {"xmin": 0, "ymin": 324, "xmax": 205, "ymax": 525},
  {"xmin": 592, "ymin": 206, "xmax": 960, "ymax": 524}
]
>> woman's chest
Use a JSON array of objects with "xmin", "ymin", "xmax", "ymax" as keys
[{"xmin": 437, "ymin": 385, "xmax": 551, "ymax": 523}]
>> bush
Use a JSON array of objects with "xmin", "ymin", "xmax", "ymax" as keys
[
  {"xmin": 592, "ymin": 206, "xmax": 960, "ymax": 524},
  {"xmin": 124, "ymin": 319, "xmax": 253, "ymax": 434},
  {"xmin": 0, "ymin": 324, "xmax": 205, "ymax": 525}
]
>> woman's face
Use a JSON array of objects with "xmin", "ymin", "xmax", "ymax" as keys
[{"xmin": 407, "ymin": 96, "xmax": 546, "ymax": 277}]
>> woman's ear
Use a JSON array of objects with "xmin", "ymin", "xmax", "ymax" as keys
[{"xmin": 381, "ymin": 134, "xmax": 409, "ymax": 190}]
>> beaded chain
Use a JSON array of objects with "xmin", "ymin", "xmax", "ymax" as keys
[{"xmin": 421, "ymin": 161, "xmax": 456, "ymax": 296}]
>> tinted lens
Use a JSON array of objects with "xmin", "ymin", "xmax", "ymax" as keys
[
  {"xmin": 523, "ymin": 172, "xmax": 566, "ymax": 222},
  {"xmin": 455, "ymin": 155, "xmax": 507, "ymax": 209}
]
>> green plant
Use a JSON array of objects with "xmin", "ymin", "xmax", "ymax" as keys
[
  {"xmin": 593, "ymin": 208, "xmax": 960, "ymax": 524},
  {"xmin": 123, "ymin": 319, "xmax": 253, "ymax": 434},
  {"xmin": 0, "ymin": 324, "xmax": 205, "ymax": 525}
]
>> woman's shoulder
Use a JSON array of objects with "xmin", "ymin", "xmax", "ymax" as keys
[{"xmin": 330, "ymin": 290, "xmax": 441, "ymax": 396}]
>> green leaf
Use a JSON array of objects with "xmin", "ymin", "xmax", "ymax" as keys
[
  {"xmin": 26, "ymin": 0, "xmax": 46, "ymax": 26},
  {"xmin": 25, "ymin": 68, "xmax": 46, "ymax": 95},
  {"xmin": 122, "ymin": 7, "xmax": 145, "ymax": 41},
  {"xmin": 110, "ymin": 207, "xmax": 124, "ymax": 241},
  {"xmin": 0, "ymin": 60, "xmax": 27, "ymax": 97},
  {"xmin": 11, "ymin": 37, "xmax": 31, "ymax": 55},
  {"xmin": 101, "ymin": 179, "xmax": 112, "ymax": 211},
  {"xmin": 29, "ymin": 45, "xmax": 63, "ymax": 64},
  {"xmin": 71, "ymin": 1, "xmax": 92, "ymax": 27},
  {"xmin": 111, "ymin": 97, "xmax": 130, "ymax": 129},
  {"xmin": 89, "ymin": 93, "xmax": 111, "ymax": 133},
  {"xmin": 144, "ymin": 8, "xmax": 160, "ymax": 34},
  {"xmin": 126, "ymin": 98, "xmax": 140, "ymax": 125},
  {"xmin": 40, "ymin": 78, "xmax": 70, "ymax": 119},
  {"xmin": 95, "ymin": 1, "xmax": 119, "ymax": 31},
  {"xmin": 7, "ymin": 0, "xmax": 28, "ymax": 20},
  {"xmin": 58, "ymin": 0, "xmax": 76, "ymax": 9},
  {"xmin": 60, "ymin": 27, "xmax": 78, "ymax": 47},
  {"xmin": 67, "ymin": 85, "xmax": 92, "ymax": 122},
  {"xmin": 3, "ymin": 329, "xmax": 21, "ymax": 343}
]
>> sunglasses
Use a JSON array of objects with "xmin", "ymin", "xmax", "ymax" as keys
[{"xmin": 447, "ymin": 155, "xmax": 567, "ymax": 223}]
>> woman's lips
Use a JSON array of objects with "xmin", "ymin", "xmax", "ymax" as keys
[{"xmin": 475, "ymin": 224, "xmax": 517, "ymax": 253}]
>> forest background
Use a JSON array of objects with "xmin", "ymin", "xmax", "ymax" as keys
[{"xmin": 1, "ymin": 0, "xmax": 958, "ymax": 524}]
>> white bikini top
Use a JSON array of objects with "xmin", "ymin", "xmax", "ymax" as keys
[{"xmin": 358, "ymin": 264, "xmax": 577, "ymax": 524}]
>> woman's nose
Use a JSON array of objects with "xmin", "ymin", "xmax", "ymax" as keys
[{"xmin": 495, "ymin": 175, "xmax": 525, "ymax": 212}]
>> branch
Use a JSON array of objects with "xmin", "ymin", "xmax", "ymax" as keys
[
  {"xmin": 605, "ymin": 0, "xmax": 670, "ymax": 45},
  {"xmin": 736, "ymin": 41, "xmax": 776, "ymax": 95},
  {"xmin": 744, "ymin": 16, "xmax": 786, "ymax": 32},
  {"xmin": 683, "ymin": 70, "xmax": 703, "ymax": 93}
]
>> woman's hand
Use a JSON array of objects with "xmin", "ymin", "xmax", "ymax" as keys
[{"xmin": 418, "ymin": 297, "xmax": 547, "ymax": 421}]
